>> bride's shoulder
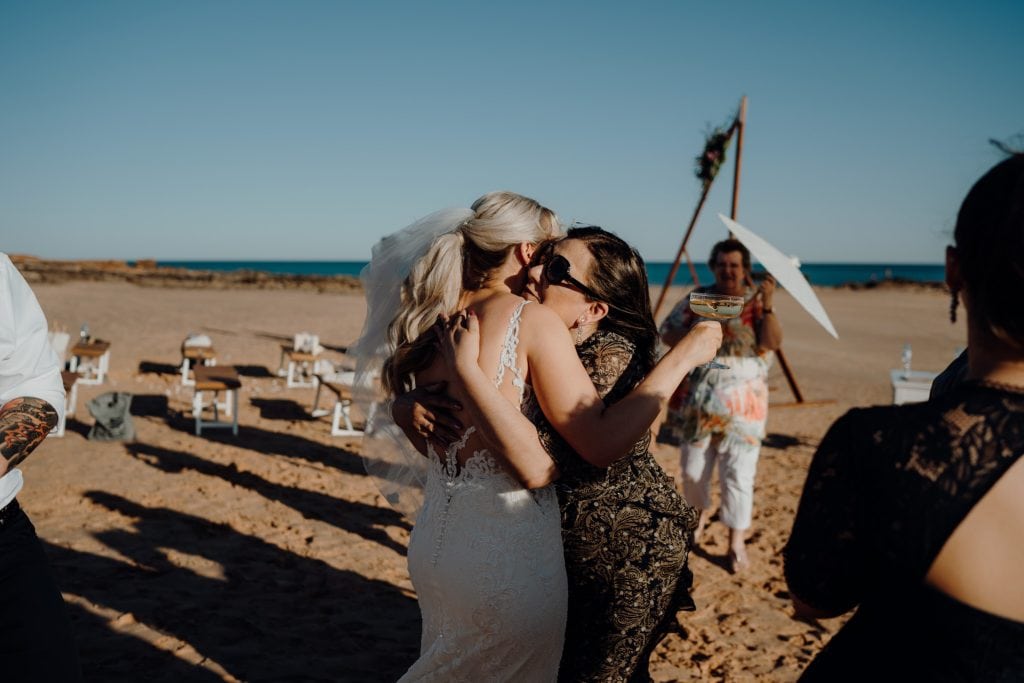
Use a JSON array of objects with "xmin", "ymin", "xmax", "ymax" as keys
[
  {"xmin": 473, "ymin": 292, "xmax": 529, "ymax": 318},
  {"xmin": 518, "ymin": 299, "xmax": 563, "ymax": 327},
  {"xmin": 518, "ymin": 301, "xmax": 572, "ymax": 350},
  {"xmin": 473, "ymin": 295, "xmax": 567, "ymax": 341},
  {"xmin": 468, "ymin": 294, "xmax": 531, "ymax": 334}
]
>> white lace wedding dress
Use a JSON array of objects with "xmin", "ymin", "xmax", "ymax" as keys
[{"xmin": 399, "ymin": 301, "xmax": 568, "ymax": 682}]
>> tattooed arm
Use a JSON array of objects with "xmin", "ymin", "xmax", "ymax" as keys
[{"xmin": 0, "ymin": 397, "xmax": 58, "ymax": 477}]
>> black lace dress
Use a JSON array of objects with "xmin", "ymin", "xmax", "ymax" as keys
[
  {"xmin": 524, "ymin": 330, "xmax": 699, "ymax": 683},
  {"xmin": 784, "ymin": 381, "xmax": 1024, "ymax": 682}
]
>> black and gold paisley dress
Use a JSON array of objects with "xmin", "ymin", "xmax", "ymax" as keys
[{"xmin": 524, "ymin": 330, "xmax": 700, "ymax": 683}]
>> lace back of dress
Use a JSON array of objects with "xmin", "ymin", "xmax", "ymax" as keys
[
  {"xmin": 494, "ymin": 300, "xmax": 529, "ymax": 405},
  {"xmin": 430, "ymin": 300, "xmax": 529, "ymax": 479}
]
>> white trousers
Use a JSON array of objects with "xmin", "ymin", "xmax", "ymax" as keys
[{"xmin": 680, "ymin": 434, "xmax": 761, "ymax": 531}]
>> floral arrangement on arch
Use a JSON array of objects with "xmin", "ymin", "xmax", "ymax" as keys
[{"xmin": 695, "ymin": 125, "xmax": 733, "ymax": 186}]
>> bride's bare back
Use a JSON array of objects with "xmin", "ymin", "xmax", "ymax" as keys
[{"xmin": 415, "ymin": 292, "xmax": 536, "ymax": 471}]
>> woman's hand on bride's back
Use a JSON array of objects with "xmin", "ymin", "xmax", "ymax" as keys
[
  {"xmin": 673, "ymin": 320, "xmax": 723, "ymax": 367},
  {"xmin": 434, "ymin": 310, "xmax": 482, "ymax": 377},
  {"xmin": 392, "ymin": 382, "xmax": 464, "ymax": 449}
]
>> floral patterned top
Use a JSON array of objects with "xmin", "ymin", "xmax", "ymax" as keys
[
  {"xmin": 659, "ymin": 286, "xmax": 770, "ymax": 450},
  {"xmin": 524, "ymin": 329, "xmax": 699, "ymax": 682},
  {"xmin": 784, "ymin": 382, "xmax": 1024, "ymax": 681}
]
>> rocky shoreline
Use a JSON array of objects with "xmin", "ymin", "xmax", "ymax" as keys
[
  {"xmin": 831, "ymin": 276, "xmax": 946, "ymax": 292},
  {"xmin": 10, "ymin": 255, "xmax": 362, "ymax": 293}
]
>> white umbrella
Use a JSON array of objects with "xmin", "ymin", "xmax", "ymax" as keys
[{"xmin": 718, "ymin": 213, "xmax": 839, "ymax": 339}]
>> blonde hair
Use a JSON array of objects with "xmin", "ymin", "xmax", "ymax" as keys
[{"xmin": 383, "ymin": 191, "xmax": 560, "ymax": 393}]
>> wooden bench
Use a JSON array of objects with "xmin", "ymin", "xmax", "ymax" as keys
[
  {"xmin": 69, "ymin": 340, "xmax": 111, "ymax": 385},
  {"xmin": 193, "ymin": 365, "xmax": 241, "ymax": 435}
]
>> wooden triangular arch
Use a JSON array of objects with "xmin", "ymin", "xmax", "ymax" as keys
[{"xmin": 653, "ymin": 96, "xmax": 810, "ymax": 403}]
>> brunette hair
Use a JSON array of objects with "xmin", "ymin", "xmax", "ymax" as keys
[
  {"xmin": 953, "ymin": 153, "xmax": 1024, "ymax": 349},
  {"xmin": 708, "ymin": 238, "xmax": 751, "ymax": 272},
  {"xmin": 566, "ymin": 226, "xmax": 659, "ymax": 376},
  {"xmin": 383, "ymin": 192, "xmax": 560, "ymax": 393}
]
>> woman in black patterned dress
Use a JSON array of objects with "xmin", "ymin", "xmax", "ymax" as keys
[
  {"xmin": 423, "ymin": 227, "xmax": 703, "ymax": 681},
  {"xmin": 784, "ymin": 153, "xmax": 1024, "ymax": 681},
  {"xmin": 524, "ymin": 229, "xmax": 700, "ymax": 682}
]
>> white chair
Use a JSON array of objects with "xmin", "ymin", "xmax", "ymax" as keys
[
  {"xmin": 47, "ymin": 332, "xmax": 74, "ymax": 437},
  {"xmin": 49, "ymin": 371, "xmax": 78, "ymax": 438},
  {"xmin": 48, "ymin": 331, "xmax": 70, "ymax": 368},
  {"xmin": 311, "ymin": 366, "xmax": 377, "ymax": 437},
  {"xmin": 278, "ymin": 332, "xmax": 324, "ymax": 388},
  {"xmin": 180, "ymin": 333, "xmax": 216, "ymax": 386}
]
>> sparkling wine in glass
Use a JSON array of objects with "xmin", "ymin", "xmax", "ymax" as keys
[{"xmin": 689, "ymin": 291, "xmax": 744, "ymax": 369}]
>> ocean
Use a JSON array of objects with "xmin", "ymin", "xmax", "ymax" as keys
[{"xmin": 153, "ymin": 261, "xmax": 946, "ymax": 288}]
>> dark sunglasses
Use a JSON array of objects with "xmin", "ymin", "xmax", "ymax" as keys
[{"xmin": 543, "ymin": 253, "xmax": 605, "ymax": 302}]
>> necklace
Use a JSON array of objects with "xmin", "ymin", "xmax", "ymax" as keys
[{"xmin": 972, "ymin": 378, "xmax": 1024, "ymax": 395}]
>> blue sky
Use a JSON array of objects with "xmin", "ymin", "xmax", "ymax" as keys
[{"xmin": 1, "ymin": 1, "xmax": 1021, "ymax": 263}]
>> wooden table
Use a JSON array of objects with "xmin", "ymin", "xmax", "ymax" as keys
[
  {"xmin": 69, "ymin": 340, "xmax": 111, "ymax": 385},
  {"xmin": 192, "ymin": 365, "xmax": 241, "ymax": 435},
  {"xmin": 180, "ymin": 346, "xmax": 217, "ymax": 386}
]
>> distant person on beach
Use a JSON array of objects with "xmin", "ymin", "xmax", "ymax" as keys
[
  {"xmin": 784, "ymin": 153, "xmax": 1024, "ymax": 681},
  {"xmin": 354, "ymin": 194, "xmax": 719, "ymax": 680},
  {"xmin": 0, "ymin": 253, "xmax": 83, "ymax": 681},
  {"xmin": 658, "ymin": 239, "xmax": 782, "ymax": 573}
]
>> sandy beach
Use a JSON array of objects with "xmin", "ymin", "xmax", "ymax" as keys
[{"xmin": 22, "ymin": 278, "xmax": 964, "ymax": 682}]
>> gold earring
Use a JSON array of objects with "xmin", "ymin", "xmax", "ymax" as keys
[{"xmin": 575, "ymin": 317, "xmax": 585, "ymax": 345}]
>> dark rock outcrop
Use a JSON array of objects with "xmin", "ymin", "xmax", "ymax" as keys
[{"xmin": 9, "ymin": 256, "xmax": 362, "ymax": 293}]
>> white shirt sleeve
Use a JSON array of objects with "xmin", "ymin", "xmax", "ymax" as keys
[{"xmin": 0, "ymin": 253, "xmax": 65, "ymax": 422}]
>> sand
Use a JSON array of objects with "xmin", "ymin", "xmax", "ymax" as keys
[{"xmin": 20, "ymin": 280, "xmax": 964, "ymax": 682}]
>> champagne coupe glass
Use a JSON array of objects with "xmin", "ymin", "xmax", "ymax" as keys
[{"xmin": 689, "ymin": 291, "xmax": 745, "ymax": 369}]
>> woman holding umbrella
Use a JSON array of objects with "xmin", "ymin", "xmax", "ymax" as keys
[{"xmin": 659, "ymin": 238, "xmax": 782, "ymax": 573}]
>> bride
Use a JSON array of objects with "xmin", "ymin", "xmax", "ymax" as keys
[{"xmin": 353, "ymin": 192, "xmax": 719, "ymax": 680}]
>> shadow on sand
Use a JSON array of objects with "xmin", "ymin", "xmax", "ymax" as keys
[
  {"xmin": 232, "ymin": 365, "xmax": 275, "ymax": 378},
  {"xmin": 125, "ymin": 442, "xmax": 410, "ymax": 554},
  {"xmin": 138, "ymin": 360, "xmax": 275, "ymax": 379},
  {"xmin": 163, "ymin": 415, "xmax": 369, "ymax": 477},
  {"xmin": 249, "ymin": 398, "xmax": 314, "ymax": 421},
  {"xmin": 762, "ymin": 432, "xmax": 812, "ymax": 450},
  {"xmin": 46, "ymin": 492, "xmax": 420, "ymax": 682},
  {"xmin": 137, "ymin": 361, "xmax": 179, "ymax": 377},
  {"xmin": 130, "ymin": 394, "xmax": 170, "ymax": 417}
]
